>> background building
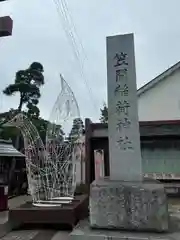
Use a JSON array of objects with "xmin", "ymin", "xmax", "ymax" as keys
[
  {"xmin": 84, "ymin": 62, "xmax": 180, "ymax": 195},
  {"xmin": 138, "ymin": 61, "xmax": 180, "ymax": 121}
]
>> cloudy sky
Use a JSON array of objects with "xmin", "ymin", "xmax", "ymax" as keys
[{"xmin": 0, "ymin": 0, "xmax": 180, "ymax": 122}]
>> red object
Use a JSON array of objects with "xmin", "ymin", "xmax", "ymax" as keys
[
  {"xmin": 95, "ymin": 158, "xmax": 101, "ymax": 180},
  {"xmin": 0, "ymin": 185, "xmax": 8, "ymax": 211},
  {"xmin": 0, "ymin": 16, "xmax": 13, "ymax": 37}
]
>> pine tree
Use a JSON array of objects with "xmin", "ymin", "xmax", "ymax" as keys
[{"xmin": 3, "ymin": 62, "xmax": 44, "ymax": 117}]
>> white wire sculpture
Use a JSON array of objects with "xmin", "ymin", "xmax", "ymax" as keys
[
  {"xmin": 3, "ymin": 75, "xmax": 83, "ymax": 207},
  {"xmin": 46, "ymin": 74, "xmax": 83, "ymax": 202}
]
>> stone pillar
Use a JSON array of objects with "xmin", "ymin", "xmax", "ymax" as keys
[
  {"xmin": 107, "ymin": 33, "xmax": 142, "ymax": 181},
  {"xmin": 88, "ymin": 34, "xmax": 169, "ymax": 233},
  {"xmin": 70, "ymin": 36, "xmax": 169, "ymax": 240}
]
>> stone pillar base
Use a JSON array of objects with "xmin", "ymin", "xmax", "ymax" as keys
[
  {"xmin": 89, "ymin": 178, "xmax": 169, "ymax": 232},
  {"xmin": 70, "ymin": 218, "xmax": 179, "ymax": 240}
]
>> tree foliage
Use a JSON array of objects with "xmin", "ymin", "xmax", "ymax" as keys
[
  {"xmin": 3, "ymin": 62, "xmax": 44, "ymax": 117},
  {"xmin": 69, "ymin": 118, "xmax": 85, "ymax": 142},
  {"xmin": 1, "ymin": 62, "xmax": 65, "ymax": 148},
  {"xmin": 0, "ymin": 62, "xmax": 66, "ymax": 196},
  {"xmin": 100, "ymin": 103, "xmax": 108, "ymax": 123},
  {"xmin": 0, "ymin": 110, "xmax": 49, "ymax": 147},
  {"xmin": 1, "ymin": 62, "xmax": 45, "ymax": 149},
  {"xmin": 0, "ymin": 110, "xmax": 20, "ymax": 143},
  {"xmin": 47, "ymin": 122, "xmax": 65, "ymax": 145}
]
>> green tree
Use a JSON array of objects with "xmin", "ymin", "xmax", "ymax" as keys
[
  {"xmin": 3, "ymin": 62, "xmax": 44, "ymax": 115},
  {"xmin": 69, "ymin": 118, "xmax": 84, "ymax": 142},
  {"xmin": 26, "ymin": 103, "xmax": 40, "ymax": 119},
  {"xmin": 100, "ymin": 103, "xmax": 108, "ymax": 123},
  {"xmin": 31, "ymin": 117, "xmax": 47, "ymax": 143},
  {"xmin": 0, "ymin": 109, "xmax": 20, "ymax": 142},
  {"xmin": 48, "ymin": 123, "xmax": 65, "ymax": 144},
  {"xmin": 2, "ymin": 62, "xmax": 45, "ymax": 148},
  {"xmin": 1, "ymin": 62, "xmax": 45, "ymax": 191}
]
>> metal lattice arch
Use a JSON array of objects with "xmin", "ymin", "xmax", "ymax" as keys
[{"xmin": 3, "ymin": 75, "xmax": 83, "ymax": 207}]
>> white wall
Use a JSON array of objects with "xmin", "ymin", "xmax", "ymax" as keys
[{"xmin": 138, "ymin": 69, "xmax": 180, "ymax": 121}]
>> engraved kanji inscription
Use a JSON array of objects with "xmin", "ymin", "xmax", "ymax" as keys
[
  {"xmin": 116, "ymin": 118, "xmax": 131, "ymax": 131},
  {"xmin": 114, "ymin": 84, "xmax": 128, "ymax": 96},
  {"xmin": 116, "ymin": 136, "xmax": 133, "ymax": 150},
  {"xmin": 115, "ymin": 69, "xmax": 128, "ymax": 82},
  {"xmin": 116, "ymin": 100, "xmax": 130, "ymax": 116},
  {"xmin": 114, "ymin": 52, "xmax": 128, "ymax": 67}
]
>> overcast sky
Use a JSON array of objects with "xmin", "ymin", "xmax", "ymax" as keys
[{"xmin": 1, "ymin": 0, "xmax": 180, "ymax": 122}]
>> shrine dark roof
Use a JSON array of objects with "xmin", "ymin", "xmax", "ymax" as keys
[
  {"xmin": 137, "ymin": 61, "xmax": 180, "ymax": 97},
  {"xmin": 0, "ymin": 139, "xmax": 24, "ymax": 157},
  {"xmin": 89, "ymin": 120, "xmax": 180, "ymax": 137}
]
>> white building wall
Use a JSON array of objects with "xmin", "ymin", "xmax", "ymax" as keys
[{"xmin": 138, "ymin": 69, "xmax": 180, "ymax": 121}]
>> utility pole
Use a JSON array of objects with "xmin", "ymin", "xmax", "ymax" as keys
[{"xmin": 0, "ymin": 0, "xmax": 13, "ymax": 37}]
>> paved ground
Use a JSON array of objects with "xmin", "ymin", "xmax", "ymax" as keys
[
  {"xmin": 0, "ymin": 195, "xmax": 32, "ymax": 225},
  {"xmin": 1, "ymin": 230, "xmax": 39, "ymax": 240},
  {"xmin": 0, "ymin": 195, "xmax": 31, "ymax": 225},
  {"xmin": 51, "ymin": 231, "xmax": 70, "ymax": 240},
  {"xmin": 0, "ymin": 196, "xmax": 70, "ymax": 240},
  {"xmin": 1, "ymin": 196, "xmax": 180, "ymax": 239},
  {"xmin": 0, "ymin": 230, "xmax": 70, "ymax": 240}
]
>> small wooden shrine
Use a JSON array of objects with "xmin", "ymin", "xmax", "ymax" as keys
[{"xmin": 0, "ymin": 139, "xmax": 25, "ymax": 194}]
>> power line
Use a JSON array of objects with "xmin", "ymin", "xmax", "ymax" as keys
[
  {"xmin": 51, "ymin": 0, "xmax": 99, "ymax": 114},
  {"xmin": 60, "ymin": 0, "xmax": 88, "ymax": 61}
]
